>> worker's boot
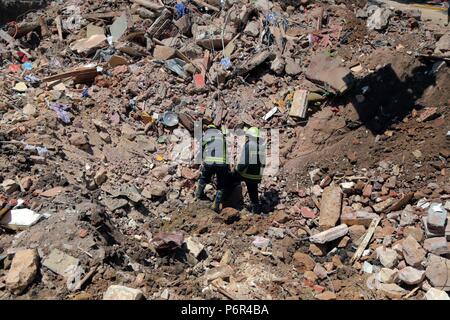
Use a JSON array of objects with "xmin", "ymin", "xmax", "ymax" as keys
[
  {"xmin": 211, "ymin": 190, "xmax": 223, "ymax": 212},
  {"xmin": 250, "ymin": 202, "xmax": 262, "ymax": 214},
  {"xmin": 195, "ymin": 182, "xmax": 207, "ymax": 200}
]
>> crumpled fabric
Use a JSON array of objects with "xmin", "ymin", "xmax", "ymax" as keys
[
  {"xmin": 24, "ymin": 143, "xmax": 49, "ymax": 157},
  {"xmin": 24, "ymin": 74, "xmax": 41, "ymax": 85},
  {"xmin": 220, "ymin": 57, "xmax": 232, "ymax": 70},
  {"xmin": 175, "ymin": 3, "xmax": 188, "ymax": 19},
  {"xmin": 49, "ymin": 103, "xmax": 71, "ymax": 124},
  {"xmin": 82, "ymin": 87, "xmax": 89, "ymax": 98}
]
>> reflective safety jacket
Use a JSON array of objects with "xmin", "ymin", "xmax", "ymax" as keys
[
  {"xmin": 202, "ymin": 127, "xmax": 227, "ymax": 165},
  {"xmin": 236, "ymin": 138, "xmax": 266, "ymax": 182}
]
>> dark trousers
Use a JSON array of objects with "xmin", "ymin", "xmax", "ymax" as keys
[
  {"xmin": 198, "ymin": 163, "xmax": 229, "ymax": 190},
  {"xmin": 231, "ymin": 171, "xmax": 260, "ymax": 205}
]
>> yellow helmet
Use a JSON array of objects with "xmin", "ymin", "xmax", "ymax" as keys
[{"xmin": 245, "ymin": 127, "xmax": 260, "ymax": 138}]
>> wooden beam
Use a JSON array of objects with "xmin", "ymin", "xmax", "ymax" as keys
[
  {"xmin": 83, "ymin": 12, "xmax": 122, "ymax": 20},
  {"xmin": 41, "ymin": 67, "xmax": 99, "ymax": 83},
  {"xmin": 39, "ymin": 16, "xmax": 50, "ymax": 37},
  {"xmin": 55, "ymin": 16, "xmax": 63, "ymax": 41},
  {"xmin": 350, "ymin": 217, "xmax": 381, "ymax": 265}
]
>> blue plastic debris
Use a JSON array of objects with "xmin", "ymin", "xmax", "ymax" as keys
[
  {"xmin": 49, "ymin": 103, "xmax": 71, "ymax": 124},
  {"xmin": 22, "ymin": 62, "xmax": 33, "ymax": 70},
  {"xmin": 24, "ymin": 75, "xmax": 41, "ymax": 85},
  {"xmin": 165, "ymin": 58, "xmax": 188, "ymax": 78},
  {"xmin": 175, "ymin": 3, "xmax": 188, "ymax": 19},
  {"xmin": 129, "ymin": 97, "xmax": 137, "ymax": 110},
  {"xmin": 220, "ymin": 57, "xmax": 232, "ymax": 70},
  {"xmin": 82, "ymin": 87, "xmax": 89, "ymax": 98},
  {"xmin": 266, "ymin": 12, "xmax": 276, "ymax": 25}
]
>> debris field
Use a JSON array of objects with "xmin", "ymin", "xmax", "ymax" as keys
[{"xmin": 0, "ymin": 0, "xmax": 450, "ymax": 300}]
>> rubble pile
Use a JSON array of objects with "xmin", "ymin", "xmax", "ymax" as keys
[{"xmin": 0, "ymin": 0, "xmax": 449, "ymax": 300}]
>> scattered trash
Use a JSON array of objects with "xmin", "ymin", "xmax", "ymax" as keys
[
  {"xmin": 220, "ymin": 57, "xmax": 232, "ymax": 70},
  {"xmin": 49, "ymin": 103, "xmax": 71, "ymax": 124},
  {"xmin": 175, "ymin": 3, "xmax": 189, "ymax": 19},
  {"xmin": 22, "ymin": 62, "xmax": 33, "ymax": 70},
  {"xmin": 159, "ymin": 111, "xmax": 179, "ymax": 127},
  {"xmin": 0, "ymin": 208, "xmax": 42, "ymax": 230},
  {"xmin": 263, "ymin": 107, "xmax": 278, "ymax": 121},
  {"xmin": 165, "ymin": 58, "xmax": 188, "ymax": 78},
  {"xmin": 13, "ymin": 82, "xmax": 27, "ymax": 92}
]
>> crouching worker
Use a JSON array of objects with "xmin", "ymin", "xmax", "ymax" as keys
[
  {"xmin": 195, "ymin": 124, "xmax": 229, "ymax": 212},
  {"xmin": 234, "ymin": 127, "xmax": 266, "ymax": 214}
]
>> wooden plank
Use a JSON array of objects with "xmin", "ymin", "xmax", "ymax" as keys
[
  {"xmin": 41, "ymin": 67, "xmax": 99, "ymax": 83},
  {"xmin": 8, "ymin": 22, "xmax": 40, "ymax": 38},
  {"xmin": 289, "ymin": 89, "xmax": 309, "ymax": 118},
  {"xmin": 83, "ymin": 12, "xmax": 122, "ymax": 20},
  {"xmin": 403, "ymin": 286, "xmax": 420, "ymax": 299},
  {"xmin": 350, "ymin": 217, "xmax": 381, "ymax": 265},
  {"xmin": 39, "ymin": 16, "xmax": 50, "ymax": 37},
  {"xmin": 73, "ymin": 265, "xmax": 98, "ymax": 291},
  {"xmin": 211, "ymin": 280, "xmax": 236, "ymax": 300},
  {"xmin": 55, "ymin": 16, "xmax": 63, "ymax": 41}
]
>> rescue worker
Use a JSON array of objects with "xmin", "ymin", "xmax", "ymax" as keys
[
  {"xmin": 195, "ymin": 123, "xmax": 229, "ymax": 212},
  {"xmin": 233, "ymin": 127, "xmax": 266, "ymax": 214},
  {"xmin": 448, "ymin": 0, "xmax": 450, "ymax": 25}
]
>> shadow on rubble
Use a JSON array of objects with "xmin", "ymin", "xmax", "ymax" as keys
[
  {"xmin": 262, "ymin": 188, "xmax": 281, "ymax": 213},
  {"xmin": 0, "ymin": 1, "xmax": 47, "ymax": 26},
  {"xmin": 339, "ymin": 61, "xmax": 439, "ymax": 135}
]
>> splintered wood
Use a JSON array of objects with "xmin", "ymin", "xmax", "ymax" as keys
[{"xmin": 350, "ymin": 217, "xmax": 381, "ymax": 264}]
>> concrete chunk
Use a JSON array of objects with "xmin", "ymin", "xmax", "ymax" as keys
[
  {"xmin": 153, "ymin": 45, "xmax": 176, "ymax": 60},
  {"xmin": 375, "ymin": 268, "xmax": 398, "ymax": 284},
  {"xmin": 103, "ymin": 285, "xmax": 143, "ymax": 300},
  {"xmin": 425, "ymin": 288, "xmax": 450, "ymax": 300},
  {"xmin": 340, "ymin": 210, "xmax": 379, "ymax": 227},
  {"xmin": 422, "ymin": 216, "xmax": 446, "ymax": 238},
  {"xmin": 6, "ymin": 249, "xmax": 39, "ymax": 294},
  {"xmin": 376, "ymin": 247, "xmax": 399, "ymax": 268},
  {"xmin": 427, "ymin": 203, "xmax": 447, "ymax": 234},
  {"xmin": 425, "ymin": 254, "xmax": 450, "ymax": 291},
  {"xmin": 424, "ymin": 237, "xmax": 448, "ymax": 252},
  {"xmin": 402, "ymin": 236, "xmax": 426, "ymax": 267},
  {"xmin": 398, "ymin": 266, "xmax": 425, "ymax": 285},
  {"xmin": 185, "ymin": 237, "xmax": 204, "ymax": 258},
  {"xmin": 310, "ymin": 224, "xmax": 349, "ymax": 244},
  {"xmin": 377, "ymin": 282, "xmax": 407, "ymax": 299},
  {"xmin": 367, "ymin": 8, "xmax": 392, "ymax": 31},
  {"xmin": 319, "ymin": 186, "xmax": 342, "ymax": 229},
  {"xmin": 42, "ymin": 249, "xmax": 79, "ymax": 277},
  {"xmin": 306, "ymin": 53, "xmax": 354, "ymax": 94}
]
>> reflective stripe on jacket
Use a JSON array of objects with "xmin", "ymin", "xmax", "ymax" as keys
[
  {"xmin": 236, "ymin": 138, "xmax": 265, "ymax": 182},
  {"xmin": 203, "ymin": 128, "xmax": 227, "ymax": 164}
]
